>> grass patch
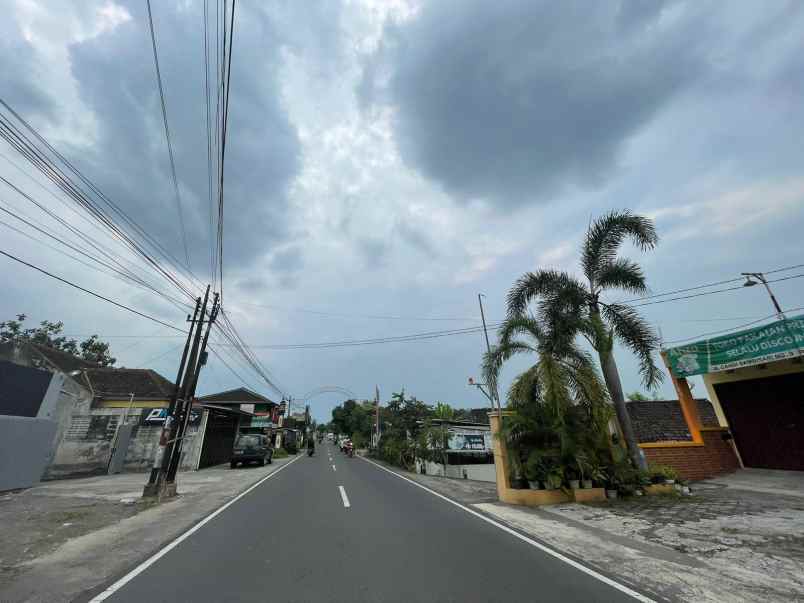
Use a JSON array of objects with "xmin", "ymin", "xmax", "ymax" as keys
[{"xmin": 273, "ymin": 448, "xmax": 289, "ymax": 459}]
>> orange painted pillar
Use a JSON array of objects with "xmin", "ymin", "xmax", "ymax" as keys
[
  {"xmin": 488, "ymin": 411, "xmax": 512, "ymax": 497},
  {"xmin": 661, "ymin": 352, "xmax": 703, "ymax": 444}
]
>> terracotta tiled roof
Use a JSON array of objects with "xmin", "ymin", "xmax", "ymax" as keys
[
  {"xmin": 83, "ymin": 368, "xmax": 175, "ymax": 399},
  {"xmin": 29, "ymin": 343, "xmax": 97, "ymax": 373},
  {"xmin": 627, "ymin": 399, "xmax": 719, "ymax": 443}
]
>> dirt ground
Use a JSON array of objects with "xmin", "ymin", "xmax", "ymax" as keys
[
  {"xmin": 0, "ymin": 457, "xmax": 299, "ymax": 603},
  {"xmin": 0, "ymin": 489, "xmax": 153, "ymax": 582}
]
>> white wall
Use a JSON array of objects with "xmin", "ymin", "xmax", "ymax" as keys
[{"xmin": 419, "ymin": 459, "xmax": 496, "ymax": 483}]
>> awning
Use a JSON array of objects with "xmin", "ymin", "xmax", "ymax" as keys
[{"xmin": 665, "ymin": 314, "xmax": 804, "ymax": 377}]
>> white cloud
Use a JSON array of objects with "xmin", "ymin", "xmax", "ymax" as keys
[{"xmin": 649, "ymin": 177, "xmax": 804, "ymax": 241}]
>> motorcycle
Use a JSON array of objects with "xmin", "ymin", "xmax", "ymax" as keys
[
  {"xmin": 345, "ymin": 443, "xmax": 354, "ymax": 458},
  {"xmin": 307, "ymin": 446, "xmax": 315, "ymax": 457}
]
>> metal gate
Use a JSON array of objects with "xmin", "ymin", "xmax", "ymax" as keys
[
  {"xmin": 107, "ymin": 423, "xmax": 134, "ymax": 474},
  {"xmin": 715, "ymin": 372, "xmax": 803, "ymax": 471}
]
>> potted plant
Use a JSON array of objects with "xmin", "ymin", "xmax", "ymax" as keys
[
  {"xmin": 545, "ymin": 466, "xmax": 564, "ymax": 490},
  {"xmin": 661, "ymin": 466, "xmax": 679, "ymax": 485},
  {"xmin": 566, "ymin": 468, "xmax": 581, "ymax": 490},
  {"xmin": 605, "ymin": 477, "xmax": 619, "ymax": 500},
  {"xmin": 525, "ymin": 450, "xmax": 546, "ymax": 490},
  {"xmin": 585, "ymin": 457, "xmax": 605, "ymax": 490}
]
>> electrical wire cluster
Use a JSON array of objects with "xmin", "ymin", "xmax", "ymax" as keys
[{"xmin": 0, "ymin": 0, "xmax": 287, "ymax": 399}]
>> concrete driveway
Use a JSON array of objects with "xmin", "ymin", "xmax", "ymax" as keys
[
  {"xmin": 475, "ymin": 468, "xmax": 804, "ymax": 602},
  {"xmin": 700, "ymin": 467, "xmax": 804, "ymax": 498}
]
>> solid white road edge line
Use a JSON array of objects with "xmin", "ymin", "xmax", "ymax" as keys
[
  {"xmin": 89, "ymin": 454, "xmax": 305, "ymax": 602},
  {"xmin": 338, "ymin": 485, "xmax": 350, "ymax": 508},
  {"xmin": 359, "ymin": 456, "xmax": 654, "ymax": 603}
]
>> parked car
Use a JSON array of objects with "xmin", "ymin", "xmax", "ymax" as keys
[{"xmin": 230, "ymin": 434, "xmax": 273, "ymax": 468}]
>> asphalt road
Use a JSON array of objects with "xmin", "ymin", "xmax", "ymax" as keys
[{"xmin": 93, "ymin": 442, "xmax": 642, "ymax": 602}]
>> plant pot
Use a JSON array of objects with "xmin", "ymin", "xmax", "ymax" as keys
[
  {"xmin": 528, "ymin": 480, "xmax": 542, "ymax": 490},
  {"xmin": 569, "ymin": 479, "xmax": 580, "ymax": 490},
  {"xmin": 606, "ymin": 489, "xmax": 618, "ymax": 500},
  {"xmin": 634, "ymin": 489, "xmax": 644, "ymax": 496},
  {"xmin": 681, "ymin": 486, "xmax": 691, "ymax": 495},
  {"xmin": 664, "ymin": 479, "xmax": 675, "ymax": 485},
  {"xmin": 581, "ymin": 479, "xmax": 593, "ymax": 489}
]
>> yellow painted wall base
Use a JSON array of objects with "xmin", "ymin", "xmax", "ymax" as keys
[
  {"xmin": 644, "ymin": 484, "xmax": 675, "ymax": 496},
  {"xmin": 572, "ymin": 487, "xmax": 606, "ymax": 503},
  {"xmin": 499, "ymin": 488, "xmax": 572, "ymax": 506},
  {"xmin": 97, "ymin": 399, "xmax": 169, "ymax": 408}
]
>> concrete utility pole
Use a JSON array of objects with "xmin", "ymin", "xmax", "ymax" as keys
[
  {"xmin": 144, "ymin": 296, "xmax": 201, "ymax": 492},
  {"xmin": 166, "ymin": 291, "xmax": 219, "ymax": 482},
  {"xmin": 374, "ymin": 385, "xmax": 380, "ymax": 448},
  {"xmin": 144, "ymin": 286, "xmax": 218, "ymax": 499}
]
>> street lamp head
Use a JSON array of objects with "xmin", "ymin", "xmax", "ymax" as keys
[
  {"xmin": 468, "ymin": 377, "xmax": 475, "ymax": 385},
  {"xmin": 743, "ymin": 276, "xmax": 758, "ymax": 287}
]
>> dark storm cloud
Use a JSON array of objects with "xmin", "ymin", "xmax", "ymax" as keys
[
  {"xmin": 360, "ymin": 0, "xmax": 705, "ymax": 208},
  {"xmin": 1, "ymin": 1, "xmax": 306, "ymax": 283},
  {"xmin": 66, "ymin": 1, "xmax": 301, "ymax": 277}
]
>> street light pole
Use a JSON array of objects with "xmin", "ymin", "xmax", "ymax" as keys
[
  {"xmin": 742, "ymin": 272, "xmax": 786, "ymax": 320},
  {"xmin": 477, "ymin": 294, "xmax": 503, "ymax": 420}
]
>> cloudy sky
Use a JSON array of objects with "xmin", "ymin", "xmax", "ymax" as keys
[{"xmin": 2, "ymin": 0, "xmax": 803, "ymax": 421}]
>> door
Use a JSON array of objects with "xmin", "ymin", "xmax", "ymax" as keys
[
  {"xmin": 715, "ymin": 372, "xmax": 804, "ymax": 470},
  {"xmin": 107, "ymin": 423, "xmax": 134, "ymax": 474}
]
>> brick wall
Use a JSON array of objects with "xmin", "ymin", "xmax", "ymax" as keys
[{"xmin": 642, "ymin": 429, "xmax": 740, "ymax": 481}]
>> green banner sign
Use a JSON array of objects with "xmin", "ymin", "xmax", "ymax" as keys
[{"xmin": 665, "ymin": 314, "xmax": 804, "ymax": 377}]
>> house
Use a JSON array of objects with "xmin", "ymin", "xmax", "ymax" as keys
[
  {"xmin": 198, "ymin": 387, "xmax": 278, "ymax": 422},
  {"xmin": 0, "ymin": 341, "xmax": 175, "ymax": 479},
  {"xmin": 198, "ymin": 387, "xmax": 279, "ymax": 443},
  {"xmin": 626, "ymin": 398, "xmax": 740, "ymax": 480},
  {"xmin": 416, "ymin": 418, "xmax": 496, "ymax": 482},
  {"xmin": 664, "ymin": 313, "xmax": 804, "ymax": 473}
]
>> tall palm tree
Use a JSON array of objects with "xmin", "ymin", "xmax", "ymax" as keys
[{"xmin": 506, "ymin": 210, "xmax": 662, "ymax": 470}]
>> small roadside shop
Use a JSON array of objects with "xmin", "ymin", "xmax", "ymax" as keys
[{"xmin": 665, "ymin": 314, "xmax": 804, "ymax": 471}]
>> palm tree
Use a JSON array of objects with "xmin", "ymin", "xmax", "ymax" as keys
[
  {"xmin": 484, "ymin": 315, "xmax": 610, "ymax": 424},
  {"xmin": 506, "ymin": 210, "xmax": 662, "ymax": 470},
  {"xmin": 483, "ymin": 314, "xmax": 612, "ymax": 484}
]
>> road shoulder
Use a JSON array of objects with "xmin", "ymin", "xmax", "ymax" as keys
[{"xmin": 0, "ymin": 456, "xmax": 301, "ymax": 603}]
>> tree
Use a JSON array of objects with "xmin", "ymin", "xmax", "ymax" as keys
[
  {"xmin": 433, "ymin": 402, "xmax": 455, "ymax": 420},
  {"xmin": 627, "ymin": 391, "xmax": 662, "ymax": 401},
  {"xmin": 330, "ymin": 399, "xmax": 375, "ymax": 442},
  {"xmin": 483, "ymin": 314, "xmax": 614, "ymax": 486},
  {"xmin": 0, "ymin": 314, "xmax": 116, "ymax": 366},
  {"xmin": 506, "ymin": 210, "xmax": 662, "ymax": 470}
]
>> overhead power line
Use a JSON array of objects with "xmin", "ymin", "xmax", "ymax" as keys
[
  {"xmin": 618, "ymin": 262, "xmax": 804, "ymax": 304},
  {"xmin": 0, "ymin": 99, "xmax": 203, "ymax": 299},
  {"xmin": 664, "ymin": 305, "xmax": 804, "ymax": 345},
  {"xmin": 0, "ymin": 247, "xmax": 186, "ymax": 333},
  {"xmin": 217, "ymin": 323, "xmax": 503, "ymax": 351},
  {"xmin": 145, "ymin": 0, "xmax": 191, "ymax": 270},
  {"xmin": 231, "ymin": 300, "xmax": 480, "ymax": 322},
  {"xmin": 627, "ymin": 272, "xmax": 804, "ymax": 308}
]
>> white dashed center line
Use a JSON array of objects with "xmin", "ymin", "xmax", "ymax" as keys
[
  {"xmin": 332, "ymin": 464, "xmax": 337, "ymax": 471},
  {"xmin": 338, "ymin": 485, "xmax": 350, "ymax": 508}
]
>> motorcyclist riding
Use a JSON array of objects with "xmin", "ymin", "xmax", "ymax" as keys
[{"xmin": 307, "ymin": 436, "xmax": 315, "ymax": 457}]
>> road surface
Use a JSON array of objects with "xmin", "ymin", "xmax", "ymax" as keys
[{"xmin": 89, "ymin": 442, "xmax": 645, "ymax": 602}]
